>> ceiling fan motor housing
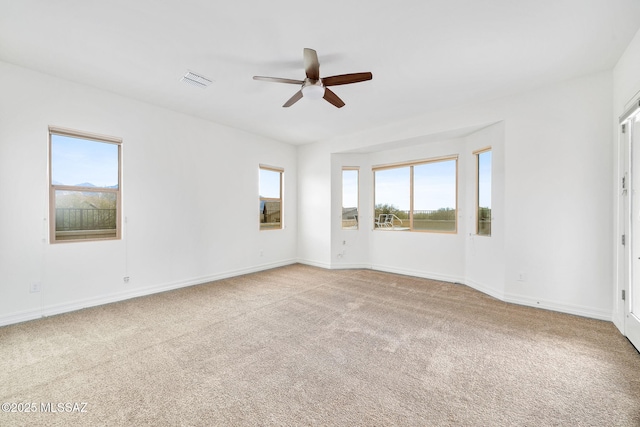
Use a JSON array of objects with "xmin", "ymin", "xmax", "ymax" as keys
[{"xmin": 301, "ymin": 78, "xmax": 325, "ymax": 99}]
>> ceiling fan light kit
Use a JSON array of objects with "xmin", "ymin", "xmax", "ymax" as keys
[
  {"xmin": 253, "ymin": 48, "xmax": 372, "ymax": 108},
  {"xmin": 301, "ymin": 82, "xmax": 325, "ymax": 99}
]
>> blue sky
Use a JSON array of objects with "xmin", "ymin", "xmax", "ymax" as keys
[
  {"xmin": 364, "ymin": 156, "xmax": 492, "ymax": 211},
  {"xmin": 374, "ymin": 160, "xmax": 457, "ymax": 211},
  {"xmin": 478, "ymin": 151, "xmax": 492, "ymax": 208},
  {"xmin": 259, "ymin": 168, "xmax": 281, "ymax": 198},
  {"xmin": 51, "ymin": 134, "xmax": 119, "ymax": 187},
  {"xmin": 375, "ymin": 167, "xmax": 410, "ymax": 210},
  {"xmin": 342, "ymin": 170, "xmax": 358, "ymax": 208},
  {"xmin": 51, "ymin": 135, "xmax": 489, "ymax": 211},
  {"xmin": 413, "ymin": 161, "xmax": 457, "ymax": 210}
]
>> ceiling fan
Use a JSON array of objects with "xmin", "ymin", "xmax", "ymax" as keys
[{"xmin": 253, "ymin": 48, "xmax": 373, "ymax": 108}]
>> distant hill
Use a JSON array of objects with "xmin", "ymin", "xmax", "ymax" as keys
[{"xmin": 52, "ymin": 181, "xmax": 117, "ymax": 189}]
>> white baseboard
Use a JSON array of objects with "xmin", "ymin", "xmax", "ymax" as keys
[
  {"xmin": 1, "ymin": 259, "xmax": 613, "ymax": 326},
  {"xmin": 446, "ymin": 278, "xmax": 611, "ymax": 321},
  {"xmin": 612, "ymin": 314, "xmax": 625, "ymax": 335},
  {"xmin": 330, "ymin": 263, "xmax": 373, "ymax": 270},
  {"xmin": 296, "ymin": 258, "xmax": 332, "ymax": 269},
  {"xmin": 464, "ymin": 278, "xmax": 505, "ymax": 301},
  {"xmin": 341, "ymin": 264, "xmax": 612, "ymax": 322},
  {"xmin": 0, "ymin": 259, "xmax": 297, "ymax": 327},
  {"xmin": 502, "ymin": 292, "xmax": 612, "ymax": 321},
  {"xmin": 371, "ymin": 263, "xmax": 464, "ymax": 285}
]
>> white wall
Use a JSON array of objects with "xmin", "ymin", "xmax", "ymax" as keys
[
  {"xmin": 0, "ymin": 56, "xmax": 620, "ymax": 326},
  {"xmin": 299, "ymin": 70, "xmax": 613, "ymax": 320},
  {"xmin": 463, "ymin": 122, "xmax": 506, "ymax": 300},
  {"xmin": 613, "ymin": 28, "xmax": 640, "ymax": 331},
  {"xmin": 0, "ymin": 61, "xmax": 297, "ymax": 326},
  {"xmin": 366, "ymin": 138, "xmax": 467, "ymax": 283},
  {"xmin": 330, "ymin": 153, "xmax": 371, "ymax": 269},
  {"xmin": 501, "ymin": 74, "xmax": 612, "ymax": 319}
]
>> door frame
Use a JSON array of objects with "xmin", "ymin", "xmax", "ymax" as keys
[{"xmin": 617, "ymin": 99, "xmax": 640, "ymax": 351}]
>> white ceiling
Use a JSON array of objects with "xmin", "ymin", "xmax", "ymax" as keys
[{"xmin": 2, "ymin": 0, "xmax": 640, "ymax": 145}]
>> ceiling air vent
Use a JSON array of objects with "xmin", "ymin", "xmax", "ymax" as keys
[{"xmin": 181, "ymin": 71, "xmax": 213, "ymax": 89}]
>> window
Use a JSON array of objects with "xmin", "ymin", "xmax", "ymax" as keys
[
  {"xmin": 342, "ymin": 168, "xmax": 359, "ymax": 229},
  {"xmin": 475, "ymin": 148, "xmax": 492, "ymax": 236},
  {"xmin": 259, "ymin": 165, "xmax": 283, "ymax": 230},
  {"xmin": 373, "ymin": 156, "xmax": 457, "ymax": 232},
  {"xmin": 49, "ymin": 127, "xmax": 121, "ymax": 242}
]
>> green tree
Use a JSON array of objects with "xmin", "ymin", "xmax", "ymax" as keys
[{"xmin": 375, "ymin": 203, "xmax": 399, "ymax": 216}]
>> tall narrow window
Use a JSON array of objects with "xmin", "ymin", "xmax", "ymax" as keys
[
  {"xmin": 259, "ymin": 165, "xmax": 283, "ymax": 230},
  {"xmin": 49, "ymin": 127, "xmax": 122, "ymax": 242},
  {"xmin": 342, "ymin": 168, "xmax": 359, "ymax": 229},
  {"xmin": 476, "ymin": 148, "xmax": 492, "ymax": 236},
  {"xmin": 373, "ymin": 156, "xmax": 457, "ymax": 232}
]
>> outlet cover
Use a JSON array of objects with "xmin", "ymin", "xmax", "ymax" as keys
[{"xmin": 30, "ymin": 282, "xmax": 42, "ymax": 293}]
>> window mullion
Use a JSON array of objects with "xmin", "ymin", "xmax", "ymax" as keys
[
  {"xmin": 53, "ymin": 185, "xmax": 119, "ymax": 193},
  {"xmin": 409, "ymin": 166, "xmax": 414, "ymax": 230}
]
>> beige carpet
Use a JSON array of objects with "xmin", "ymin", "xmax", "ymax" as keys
[{"xmin": 1, "ymin": 264, "xmax": 639, "ymax": 426}]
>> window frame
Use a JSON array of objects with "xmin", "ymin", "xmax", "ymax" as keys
[
  {"xmin": 474, "ymin": 147, "xmax": 492, "ymax": 237},
  {"xmin": 341, "ymin": 167, "xmax": 360, "ymax": 230},
  {"xmin": 372, "ymin": 155, "xmax": 458, "ymax": 233},
  {"xmin": 48, "ymin": 126, "xmax": 122, "ymax": 243},
  {"xmin": 259, "ymin": 164, "xmax": 284, "ymax": 231}
]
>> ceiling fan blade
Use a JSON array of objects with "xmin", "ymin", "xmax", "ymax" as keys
[
  {"xmin": 253, "ymin": 76, "xmax": 304, "ymax": 85},
  {"xmin": 283, "ymin": 90, "xmax": 303, "ymax": 107},
  {"xmin": 322, "ymin": 72, "xmax": 373, "ymax": 87},
  {"xmin": 323, "ymin": 88, "xmax": 345, "ymax": 108},
  {"xmin": 304, "ymin": 48, "xmax": 320, "ymax": 81}
]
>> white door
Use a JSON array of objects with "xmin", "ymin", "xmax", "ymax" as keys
[{"xmin": 627, "ymin": 114, "xmax": 640, "ymax": 351}]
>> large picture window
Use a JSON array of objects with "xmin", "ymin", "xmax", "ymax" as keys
[
  {"xmin": 374, "ymin": 156, "xmax": 457, "ymax": 233},
  {"xmin": 475, "ymin": 148, "xmax": 492, "ymax": 236},
  {"xmin": 342, "ymin": 168, "xmax": 359, "ymax": 229},
  {"xmin": 49, "ymin": 127, "xmax": 122, "ymax": 242},
  {"xmin": 259, "ymin": 165, "xmax": 283, "ymax": 230}
]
